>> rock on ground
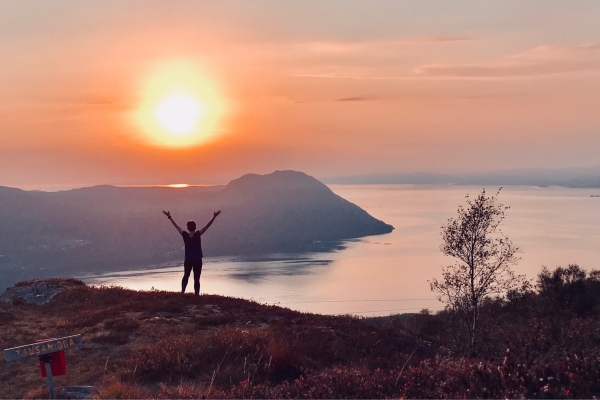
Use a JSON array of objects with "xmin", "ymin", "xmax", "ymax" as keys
[
  {"xmin": 0, "ymin": 280, "xmax": 64, "ymax": 305},
  {"xmin": 58, "ymin": 386, "xmax": 100, "ymax": 399}
]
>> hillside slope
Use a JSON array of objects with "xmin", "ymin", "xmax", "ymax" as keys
[
  {"xmin": 3, "ymin": 277, "xmax": 598, "ymax": 399},
  {"xmin": 0, "ymin": 279, "xmax": 416, "ymax": 399}
]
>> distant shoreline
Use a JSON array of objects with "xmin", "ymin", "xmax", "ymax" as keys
[{"xmin": 321, "ymin": 167, "xmax": 600, "ymax": 188}]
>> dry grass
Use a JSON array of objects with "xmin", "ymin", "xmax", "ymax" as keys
[
  {"xmin": 4, "ymin": 273, "xmax": 600, "ymax": 398},
  {"xmin": 97, "ymin": 381, "xmax": 150, "ymax": 399},
  {"xmin": 0, "ymin": 279, "xmax": 416, "ymax": 398}
]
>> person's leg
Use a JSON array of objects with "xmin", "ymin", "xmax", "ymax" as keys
[
  {"xmin": 193, "ymin": 260, "xmax": 203, "ymax": 296},
  {"xmin": 182, "ymin": 261, "xmax": 192, "ymax": 293}
]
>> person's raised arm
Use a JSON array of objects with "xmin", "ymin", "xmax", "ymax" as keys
[
  {"xmin": 199, "ymin": 210, "xmax": 221, "ymax": 235},
  {"xmin": 162, "ymin": 210, "xmax": 183, "ymax": 235}
]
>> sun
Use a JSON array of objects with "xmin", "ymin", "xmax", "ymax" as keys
[
  {"xmin": 135, "ymin": 60, "xmax": 226, "ymax": 147},
  {"xmin": 156, "ymin": 95, "xmax": 203, "ymax": 135}
]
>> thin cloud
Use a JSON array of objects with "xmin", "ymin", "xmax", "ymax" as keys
[
  {"xmin": 63, "ymin": 95, "xmax": 116, "ymax": 106},
  {"xmin": 293, "ymin": 72, "xmax": 404, "ymax": 80},
  {"xmin": 576, "ymin": 42, "xmax": 600, "ymax": 50},
  {"xmin": 335, "ymin": 97, "xmax": 372, "ymax": 102},
  {"xmin": 299, "ymin": 36, "xmax": 475, "ymax": 53},
  {"xmin": 77, "ymin": 100, "xmax": 113, "ymax": 105},
  {"xmin": 294, "ymin": 43, "xmax": 600, "ymax": 81},
  {"xmin": 394, "ymin": 36, "xmax": 474, "ymax": 43},
  {"xmin": 414, "ymin": 44, "xmax": 600, "ymax": 78}
]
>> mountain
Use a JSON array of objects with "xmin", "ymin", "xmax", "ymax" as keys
[{"xmin": 0, "ymin": 171, "xmax": 393, "ymax": 290}]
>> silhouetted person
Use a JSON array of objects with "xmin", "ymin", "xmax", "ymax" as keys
[{"xmin": 162, "ymin": 210, "xmax": 221, "ymax": 295}]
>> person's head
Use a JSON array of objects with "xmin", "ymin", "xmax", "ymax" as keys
[{"xmin": 186, "ymin": 220, "xmax": 196, "ymax": 232}]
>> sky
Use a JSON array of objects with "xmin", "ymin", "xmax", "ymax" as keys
[{"xmin": 1, "ymin": 0, "xmax": 600, "ymax": 189}]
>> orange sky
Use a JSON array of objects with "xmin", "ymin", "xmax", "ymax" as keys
[{"xmin": 1, "ymin": 1, "xmax": 600, "ymax": 188}]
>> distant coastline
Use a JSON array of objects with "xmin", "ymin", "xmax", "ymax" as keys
[{"xmin": 321, "ymin": 166, "xmax": 600, "ymax": 188}]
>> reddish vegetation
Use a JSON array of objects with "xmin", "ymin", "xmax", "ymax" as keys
[{"xmin": 1, "ymin": 268, "xmax": 600, "ymax": 398}]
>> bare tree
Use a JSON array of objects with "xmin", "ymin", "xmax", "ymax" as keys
[{"xmin": 430, "ymin": 189, "xmax": 526, "ymax": 352}]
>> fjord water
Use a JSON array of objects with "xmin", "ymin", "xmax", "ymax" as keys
[{"xmin": 80, "ymin": 185, "xmax": 600, "ymax": 316}]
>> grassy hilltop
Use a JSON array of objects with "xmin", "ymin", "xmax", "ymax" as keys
[{"xmin": 2, "ymin": 272, "xmax": 600, "ymax": 399}]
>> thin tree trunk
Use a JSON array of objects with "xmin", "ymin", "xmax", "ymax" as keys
[
  {"xmin": 470, "ymin": 261, "xmax": 477, "ymax": 353},
  {"xmin": 470, "ymin": 301, "xmax": 477, "ymax": 353}
]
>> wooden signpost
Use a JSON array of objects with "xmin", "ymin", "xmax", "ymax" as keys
[{"xmin": 4, "ymin": 334, "xmax": 83, "ymax": 399}]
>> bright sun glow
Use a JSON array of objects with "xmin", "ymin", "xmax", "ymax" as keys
[
  {"xmin": 135, "ymin": 60, "xmax": 226, "ymax": 147},
  {"xmin": 156, "ymin": 95, "xmax": 203, "ymax": 135}
]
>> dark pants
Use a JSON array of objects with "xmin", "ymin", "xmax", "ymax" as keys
[{"xmin": 182, "ymin": 260, "xmax": 203, "ymax": 295}]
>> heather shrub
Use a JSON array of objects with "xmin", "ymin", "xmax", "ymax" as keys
[
  {"xmin": 23, "ymin": 387, "xmax": 49, "ymax": 399},
  {"xmin": 92, "ymin": 332, "xmax": 131, "ymax": 345},
  {"xmin": 130, "ymin": 326, "xmax": 272, "ymax": 383},
  {"xmin": 97, "ymin": 381, "xmax": 150, "ymax": 399},
  {"xmin": 191, "ymin": 314, "xmax": 236, "ymax": 327},
  {"xmin": 0, "ymin": 310, "xmax": 16, "ymax": 325},
  {"xmin": 105, "ymin": 317, "xmax": 141, "ymax": 331},
  {"xmin": 70, "ymin": 310, "xmax": 116, "ymax": 328},
  {"xmin": 211, "ymin": 355, "xmax": 600, "ymax": 399},
  {"xmin": 408, "ymin": 265, "xmax": 600, "ymax": 362},
  {"xmin": 156, "ymin": 383, "xmax": 206, "ymax": 399},
  {"xmin": 128, "ymin": 317, "xmax": 418, "ymax": 390}
]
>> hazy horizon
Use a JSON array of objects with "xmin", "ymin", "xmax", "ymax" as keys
[
  {"xmin": 5, "ymin": 165, "xmax": 600, "ymax": 192},
  {"xmin": 1, "ymin": 1, "xmax": 600, "ymax": 188}
]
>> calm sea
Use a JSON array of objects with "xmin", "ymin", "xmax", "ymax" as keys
[{"xmin": 79, "ymin": 185, "xmax": 600, "ymax": 317}]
